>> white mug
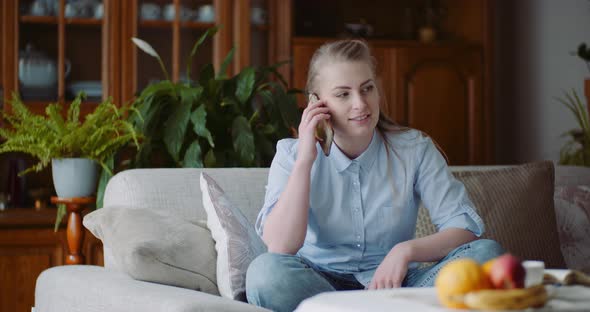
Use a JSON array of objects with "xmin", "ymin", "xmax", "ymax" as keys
[
  {"xmin": 30, "ymin": 0, "xmax": 49, "ymax": 16},
  {"xmin": 251, "ymin": 7, "xmax": 266, "ymax": 25},
  {"xmin": 140, "ymin": 3, "xmax": 161, "ymax": 20},
  {"xmin": 198, "ymin": 5, "xmax": 215, "ymax": 22},
  {"xmin": 163, "ymin": 4, "xmax": 176, "ymax": 21},
  {"xmin": 523, "ymin": 260, "xmax": 545, "ymax": 287},
  {"xmin": 94, "ymin": 3, "xmax": 104, "ymax": 19}
]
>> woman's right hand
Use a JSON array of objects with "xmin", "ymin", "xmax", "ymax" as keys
[{"xmin": 297, "ymin": 99, "xmax": 331, "ymax": 165}]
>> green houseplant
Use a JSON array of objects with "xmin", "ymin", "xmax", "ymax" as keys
[
  {"xmin": 557, "ymin": 42, "xmax": 590, "ymax": 166},
  {"xmin": 556, "ymin": 89, "xmax": 589, "ymax": 166},
  {"xmin": 127, "ymin": 26, "xmax": 301, "ymax": 170},
  {"xmin": 0, "ymin": 93, "xmax": 141, "ymax": 227}
]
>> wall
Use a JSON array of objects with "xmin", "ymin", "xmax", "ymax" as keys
[{"xmin": 495, "ymin": 0, "xmax": 590, "ymax": 164}]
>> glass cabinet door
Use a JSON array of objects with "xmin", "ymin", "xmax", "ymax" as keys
[
  {"xmin": 249, "ymin": 0, "xmax": 269, "ymax": 68},
  {"xmin": 123, "ymin": 0, "xmax": 222, "ymax": 103},
  {"xmin": 5, "ymin": 0, "xmax": 116, "ymax": 115},
  {"xmin": 232, "ymin": 0, "xmax": 291, "ymax": 82}
]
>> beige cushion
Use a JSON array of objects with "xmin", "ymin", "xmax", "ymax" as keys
[
  {"xmin": 416, "ymin": 161, "xmax": 566, "ymax": 268},
  {"xmin": 554, "ymin": 185, "xmax": 590, "ymax": 273},
  {"xmin": 200, "ymin": 173, "xmax": 267, "ymax": 302},
  {"xmin": 83, "ymin": 207, "xmax": 219, "ymax": 294}
]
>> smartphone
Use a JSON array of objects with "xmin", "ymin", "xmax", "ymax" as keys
[{"xmin": 309, "ymin": 93, "xmax": 334, "ymax": 156}]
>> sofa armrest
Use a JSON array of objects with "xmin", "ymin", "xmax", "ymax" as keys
[{"xmin": 35, "ymin": 265, "xmax": 269, "ymax": 312}]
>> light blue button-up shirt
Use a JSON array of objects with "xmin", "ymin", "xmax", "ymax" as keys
[{"xmin": 255, "ymin": 129, "xmax": 484, "ymax": 286}]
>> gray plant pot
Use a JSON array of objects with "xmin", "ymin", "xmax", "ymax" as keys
[{"xmin": 52, "ymin": 158, "xmax": 98, "ymax": 198}]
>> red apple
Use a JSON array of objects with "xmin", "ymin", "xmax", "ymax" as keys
[{"xmin": 488, "ymin": 253, "xmax": 526, "ymax": 289}]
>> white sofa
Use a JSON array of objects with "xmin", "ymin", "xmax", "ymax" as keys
[{"xmin": 34, "ymin": 165, "xmax": 590, "ymax": 312}]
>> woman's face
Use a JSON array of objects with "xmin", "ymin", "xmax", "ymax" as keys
[{"xmin": 315, "ymin": 60, "xmax": 380, "ymax": 142}]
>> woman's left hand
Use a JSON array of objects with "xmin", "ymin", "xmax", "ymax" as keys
[{"xmin": 368, "ymin": 242, "xmax": 412, "ymax": 289}]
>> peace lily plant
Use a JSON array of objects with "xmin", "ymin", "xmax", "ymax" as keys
[{"xmin": 126, "ymin": 27, "xmax": 301, "ymax": 171}]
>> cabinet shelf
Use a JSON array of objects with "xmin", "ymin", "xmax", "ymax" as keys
[
  {"xmin": 138, "ymin": 20, "xmax": 215, "ymax": 30},
  {"xmin": 139, "ymin": 20, "xmax": 173, "ymax": 28},
  {"xmin": 65, "ymin": 18, "xmax": 103, "ymax": 26},
  {"xmin": 180, "ymin": 21, "xmax": 215, "ymax": 29},
  {"xmin": 20, "ymin": 15, "xmax": 58, "ymax": 24}
]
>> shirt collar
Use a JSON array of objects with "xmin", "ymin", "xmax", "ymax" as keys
[{"xmin": 330, "ymin": 130, "xmax": 382, "ymax": 173}]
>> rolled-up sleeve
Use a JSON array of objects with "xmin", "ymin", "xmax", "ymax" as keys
[
  {"xmin": 255, "ymin": 139, "xmax": 296, "ymax": 236},
  {"xmin": 414, "ymin": 137, "xmax": 485, "ymax": 237}
]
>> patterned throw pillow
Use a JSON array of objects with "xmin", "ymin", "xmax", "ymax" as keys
[
  {"xmin": 200, "ymin": 172, "xmax": 267, "ymax": 301},
  {"xmin": 416, "ymin": 161, "xmax": 566, "ymax": 268},
  {"xmin": 554, "ymin": 185, "xmax": 590, "ymax": 274}
]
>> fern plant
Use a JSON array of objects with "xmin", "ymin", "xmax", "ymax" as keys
[
  {"xmin": 0, "ymin": 93, "xmax": 141, "ymax": 228},
  {"xmin": 556, "ymin": 89, "xmax": 590, "ymax": 166},
  {"xmin": 0, "ymin": 93, "xmax": 141, "ymax": 174}
]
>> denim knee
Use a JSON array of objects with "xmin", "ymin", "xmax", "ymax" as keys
[
  {"xmin": 467, "ymin": 239, "xmax": 505, "ymax": 263},
  {"xmin": 246, "ymin": 252, "xmax": 335, "ymax": 312},
  {"xmin": 246, "ymin": 253, "xmax": 294, "ymax": 298},
  {"xmin": 246, "ymin": 253, "xmax": 304, "ymax": 307}
]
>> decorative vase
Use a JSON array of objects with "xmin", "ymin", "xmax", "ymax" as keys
[{"xmin": 51, "ymin": 158, "xmax": 98, "ymax": 198}]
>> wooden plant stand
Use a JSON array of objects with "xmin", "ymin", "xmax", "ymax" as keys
[{"xmin": 50, "ymin": 196, "xmax": 95, "ymax": 265}]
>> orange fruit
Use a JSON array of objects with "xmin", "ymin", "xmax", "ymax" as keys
[{"xmin": 435, "ymin": 259, "xmax": 492, "ymax": 309}]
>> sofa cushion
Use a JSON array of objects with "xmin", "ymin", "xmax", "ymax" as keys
[
  {"xmin": 416, "ymin": 161, "xmax": 566, "ymax": 268},
  {"xmin": 554, "ymin": 185, "xmax": 590, "ymax": 273},
  {"xmin": 200, "ymin": 173, "xmax": 267, "ymax": 301},
  {"xmin": 83, "ymin": 207, "xmax": 219, "ymax": 294}
]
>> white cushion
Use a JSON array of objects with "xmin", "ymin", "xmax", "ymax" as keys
[
  {"xmin": 83, "ymin": 207, "xmax": 219, "ymax": 294},
  {"xmin": 200, "ymin": 172, "xmax": 267, "ymax": 301}
]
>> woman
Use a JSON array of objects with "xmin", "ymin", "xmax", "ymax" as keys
[{"xmin": 246, "ymin": 39, "xmax": 504, "ymax": 312}]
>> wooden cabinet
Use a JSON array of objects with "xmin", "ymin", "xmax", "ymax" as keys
[
  {"xmin": 0, "ymin": 208, "xmax": 102, "ymax": 312},
  {"xmin": 1, "ymin": 0, "xmax": 292, "ymax": 109},
  {"xmin": 392, "ymin": 45, "xmax": 484, "ymax": 165}
]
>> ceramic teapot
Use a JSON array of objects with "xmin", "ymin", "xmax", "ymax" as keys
[{"xmin": 18, "ymin": 44, "xmax": 70, "ymax": 88}]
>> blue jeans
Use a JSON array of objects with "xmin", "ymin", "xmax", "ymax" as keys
[{"xmin": 246, "ymin": 239, "xmax": 504, "ymax": 312}]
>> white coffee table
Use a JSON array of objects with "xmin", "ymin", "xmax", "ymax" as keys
[{"xmin": 295, "ymin": 270, "xmax": 590, "ymax": 312}]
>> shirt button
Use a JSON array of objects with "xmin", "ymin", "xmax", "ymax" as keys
[
  {"xmin": 353, "ymin": 181, "xmax": 358, "ymax": 186},
  {"xmin": 357, "ymin": 244, "xmax": 361, "ymax": 248},
  {"xmin": 356, "ymin": 235, "xmax": 361, "ymax": 239}
]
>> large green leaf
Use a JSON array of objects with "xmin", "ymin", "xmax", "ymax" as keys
[
  {"xmin": 231, "ymin": 116, "xmax": 255, "ymax": 165},
  {"xmin": 190, "ymin": 104, "xmax": 214, "ymax": 147},
  {"xmin": 187, "ymin": 27, "xmax": 219, "ymax": 78},
  {"xmin": 96, "ymin": 154, "xmax": 114, "ymax": 208},
  {"xmin": 183, "ymin": 140, "xmax": 203, "ymax": 168},
  {"xmin": 163, "ymin": 88, "xmax": 194, "ymax": 162},
  {"xmin": 216, "ymin": 47, "xmax": 236, "ymax": 79},
  {"xmin": 236, "ymin": 67, "xmax": 256, "ymax": 105}
]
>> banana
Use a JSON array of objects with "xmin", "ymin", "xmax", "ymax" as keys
[{"xmin": 463, "ymin": 284, "xmax": 548, "ymax": 310}]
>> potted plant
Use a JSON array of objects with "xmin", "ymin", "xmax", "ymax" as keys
[
  {"xmin": 556, "ymin": 89, "xmax": 589, "ymax": 166},
  {"xmin": 575, "ymin": 43, "xmax": 590, "ymax": 106},
  {"xmin": 125, "ymin": 26, "xmax": 300, "ymax": 170},
  {"xmin": 0, "ymin": 93, "xmax": 141, "ymax": 226}
]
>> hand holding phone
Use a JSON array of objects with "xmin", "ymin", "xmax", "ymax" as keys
[{"xmin": 309, "ymin": 93, "xmax": 334, "ymax": 156}]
